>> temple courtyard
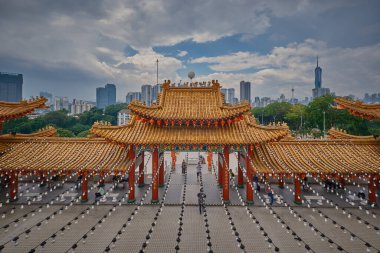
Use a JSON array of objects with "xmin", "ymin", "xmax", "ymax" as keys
[{"xmin": 0, "ymin": 160, "xmax": 379, "ymax": 253}]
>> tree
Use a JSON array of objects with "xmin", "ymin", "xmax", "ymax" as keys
[
  {"xmin": 70, "ymin": 123, "xmax": 90, "ymax": 135},
  {"xmin": 76, "ymin": 130, "xmax": 90, "ymax": 137},
  {"xmin": 263, "ymin": 102, "xmax": 292, "ymax": 123},
  {"xmin": 57, "ymin": 128, "xmax": 75, "ymax": 137},
  {"xmin": 285, "ymin": 104, "xmax": 306, "ymax": 130}
]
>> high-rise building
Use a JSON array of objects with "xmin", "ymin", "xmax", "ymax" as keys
[
  {"xmin": 151, "ymin": 84, "xmax": 162, "ymax": 104},
  {"xmin": 96, "ymin": 83, "xmax": 117, "ymax": 109},
  {"xmin": 126, "ymin": 92, "xmax": 141, "ymax": 104},
  {"xmin": 227, "ymin": 88, "xmax": 235, "ymax": 104},
  {"xmin": 220, "ymin": 88, "xmax": 227, "ymax": 102},
  {"xmin": 117, "ymin": 109, "xmax": 131, "ymax": 125},
  {"xmin": 141, "ymin": 84, "xmax": 152, "ymax": 106},
  {"xmin": 70, "ymin": 99, "xmax": 95, "ymax": 115},
  {"xmin": 54, "ymin": 96, "xmax": 69, "ymax": 111},
  {"xmin": 254, "ymin": 97, "xmax": 260, "ymax": 107},
  {"xmin": 240, "ymin": 81, "xmax": 251, "ymax": 103},
  {"xmin": 0, "ymin": 72, "xmax": 23, "ymax": 102},
  {"xmin": 315, "ymin": 57, "xmax": 322, "ymax": 89},
  {"xmin": 312, "ymin": 57, "xmax": 330, "ymax": 98}
]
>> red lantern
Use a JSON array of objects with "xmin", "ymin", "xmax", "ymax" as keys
[
  {"xmin": 186, "ymin": 120, "xmax": 190, "ymax": 126},
  {"xmin": 221, "ymin": 120, "xmax": 225, "ymax": 127},
  {"xmin": 164, "ymin": 119, "xmax": 169, "ymax": 126},
  {"xmin": 192, "ymin": 120, "xmax": 196, "ymax": 126},
  {"xmin": 227, "ymin": 119, "xmax": 232, "ymax": 125},
  {"xmin": 150, "ymin": 119, "xmax": 155, "ymax": 124},
  {"xmin": 157, "ymin": 119, "xmax": 162, "ymax": 126},
  {"xmin": 171, "ymin": 120, "xmax": 175, "ymax": 126},
  {"xmin": 214, "ymin": 121, "xmax": 218, "ymax": 127}
]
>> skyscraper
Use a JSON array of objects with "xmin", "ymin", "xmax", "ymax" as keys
[
  {"xmin": 220, "ymin": 88, "xmax": 227, "ymax": 102},
  {"xmin": 0, "ymin": 72, "xmax": 23, "ymax": 102},
  {"xmin": 126, "ymin": 92, "xmax": 141, "ymax": 104},
  {"xmin": 240, "ymin": 81, "xmax": 251, "ymax": 103},
  {"xmin": 314, "ymin": 57, "xmax": 322, "ymax": 89},
  {"xmin": 141, "ymin": 84, "xmax": 152, "ymax": 106},
  {"xmin": 96, "ymin": 84, "xmax": 117, "ymax": 109},
  {"xmin": 227, "ymin": 88, "xmax": 235, "ymax": 104},
  {"xmin": 312, "ymin": 57, "xmax": 330, "ymax": 98}
]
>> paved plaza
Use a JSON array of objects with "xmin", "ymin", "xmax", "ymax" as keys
[{"xmin": 0, "ymin": 162, "xmax": 379, "ymax": 253}]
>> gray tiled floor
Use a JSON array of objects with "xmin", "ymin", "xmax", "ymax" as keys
[{"xmin": 0, "ymin": 163, "xmax": 378, "ymax": 253}]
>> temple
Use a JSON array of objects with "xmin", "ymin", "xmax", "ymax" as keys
[{"xmin": 0, "ymin": 81, "xmax": 379, "ymax": 206}]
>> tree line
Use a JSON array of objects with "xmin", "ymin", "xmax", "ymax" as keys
[{"xmin": 3, "ymin": 95, "xmax": 379, "ymax": 137}]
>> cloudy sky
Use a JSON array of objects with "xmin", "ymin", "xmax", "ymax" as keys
[{"xmin": 0, "ymin": 0, "xmax": 379, "ymax": 101}]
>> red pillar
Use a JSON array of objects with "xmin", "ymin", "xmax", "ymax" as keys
[
  {"xmin": 278, "ymin": 174, "xmax": 284, "ymax": 188},
  {"xmin": 128, "ymin": 146, "xmax": 136, "ymax": 203},
  {"xmin": 81, "ymin": 171, "xmax": 88, "ymax": 202},
  {"xmin": 138, "ymin": 152, "xmax": 145, "ymax": 187},
  {"xmin": 99, "ymin": 171, "xmax": 105, "ymax": 186},
  {"xmin": 246, "ymin": 146, "xmax": 254, "ymax": 204},
  {"xmin": 294, "ymin": 175, "xmax": 302, "ymax": 205},
  {"xmin": 237, "ymin": 152, "xmax": 244, "ymax": 188},
  {"xmin": 9, "ymin": 171, "xmax": 18, "ymax": 202},
  {"xmin": 151, "ymin": 148, "xmax": 159, "ymax": 203},
  {"xmin": 159, "ymin": 152, "xmax": 165, "ymax": 187},
  {"xmin": 223, "ymin": 146, "xmax": 230, "ymax": 203},
  {"xmin": 368, "ymin": 175, "xmax": 378, "ymax": 205},
  {"xmin": 207, "ymin": 152, "xmax": 212, "ymax": 171},
  {"xmin": 171, "ymin": 151, "xmax": 176, "ymax": 171},
  {"xmin": 218, "ymin": 152, "xmax": 223, "ymax": 187}
]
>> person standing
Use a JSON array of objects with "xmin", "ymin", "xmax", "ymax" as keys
[
  {"xmin": 181, "ymin": 159, "xmax": 187, "ymax": 174},
  {"xmin": 197, "ymin": 188, "xmax": 206, "ymax": 214},
  {"xmin": 266, "ymin": 184, "xmax": 274, "ymax": 205},
  {"xmin": 196, "ymin": 162, "xmax": 202, "ymax": 181}
]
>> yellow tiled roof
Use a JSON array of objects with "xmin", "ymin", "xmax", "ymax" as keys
[
  {"xmin": 335, "ymin": 97, "xmax": 380, "ymax": 120},
  {"xmin": 128, "ymin": 80, "xmax": 251, "ymax": 121},
  {"xmin": 328, "ymin": 127, "xmax": 376, "ymax": 140},
  {"xmin": 0, "ymin": 97, "xmax": 48, "ymax": 121},
  {"xmin": 0, "ymin": 126, "xmax": 57, "ymax": 139},
  {"xmin": 251, "ymin": 139, "xmax": 380, "ymax": 174},
  {"xmin": 90, "ymin": 113, "xmax": 290, "ymax": 145},
  {"xmin": 0, "ymin": 137, "xmax": 129, "ymax": 171}
]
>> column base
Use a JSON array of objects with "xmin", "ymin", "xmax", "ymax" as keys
[
  {"xmin": 127, "ymin": 198, "xmax": 136, "ymax": 203},
  {"xmin": 151, "ymin": 200, "xmax": 159, "ymax": 204},
  {"xmin": 138, "ymin": 183, "xmax": 145, "ymax": 188},
  {"xmin": 246, "ymin": 200, "xmax": 254, "ymax": 205},
  {"xmin": 223, "ymin": 200, "xmax": 231, "ymax": 205},
  {"xmin": 293, "ymin": 200, "xmax": 302, "ymax": 205},
  {"xmin": 368, "ymin": 201, "xmax": 378, "ymax": 207},
  {"xmin": 159, "ymin": 184, "xmax": 165, "ymax": 188},
  {"xmin": 237, "ymin": 184, "xmax": 244, "ymax": 188}
]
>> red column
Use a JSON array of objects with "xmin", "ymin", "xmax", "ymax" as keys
[
  {"xmin": 159, "ymin": 152, "xmax": 165, "ymax": 187},
  {"xmin": 171, "ymin": 151, "xmax": 176, "ymax": 171},
  {"xmin": 223, "ymin": 146, "xmax": 230, "ymax": 203},
  {"xmin": 237, "ymin": 152, "xmax": 244, "ymax": 188},
  {"xmin": 294, "ymin": 175, "xmax": 302, "ymax": 205},
  {"xmin": 151, "ymin": 148, "xmax": 159, "ymax": 203},
  {"xmin": 99, "ymin": 171, "xmax": 105, "ymax": 186},
  {"xmin": 218, "ymin": 152, "xmax": 223, "ymax": 187},
  {"xmin": 138, "ymin": 152, "xmax": 145, "ymax": 187},
  {"xmin": 278, "ymin": 174, "xmax": 284, "ymax": 188},
  {"xmin": 246, "ymin": 146, "xmax": 254, "ymax": 204},
  {"xmin": 207, "ymin": 152, "xmax": 212, "ymax": 171},
  {"xmin": 368, "ymin": 175, "xmax": 378, "ymax": 205},
  {"xmin": 9, "ymin": 171, "xmax": 18, "ymax": 202},
  {"xmin": 81, "ymin": 171, "xmax": 88, "ymax": 202},
  {"xmin": 128, "ymin": 146, "xmax": 136, "ymax": 203}
]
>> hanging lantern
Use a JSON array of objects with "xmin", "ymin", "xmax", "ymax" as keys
[
  {"xmin": 149, "ymin": 119, "xmax": 155, "ymax": 125},
  {"xmin": 227, "ymin": 119, "xmax": 232, "ymax": 125},
  {"xmin": 221, "ymin": 120, "xmax": 225, "ymax": 127},
  {"xmin": 164, "ymin": 120, "xmax": 169, "ymax": 126},
  {"xmin": 157, "ymin": 119, "xmax": 162, "ymax": 126},
  {"xmin": 214, "ymin": 121, "xmax": 218, "ymax": 127},
  {"xmin": 171, "ymin": 120, "xmax": 175, "ymax": 126}
]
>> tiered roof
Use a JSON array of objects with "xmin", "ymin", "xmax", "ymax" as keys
[
  {"xmin": 251, "ymin": 139, "xmax": 380, "ymax": 174},
  {"xmin": 328, "ymin": 127, "xmax": 375, "ymax": 140},
  {"xmin": 0, "ymin": 137, "xmax": 129, "ymax": 171},
  {"xmin": 0, "ymin": 126, "xmax": 57, "ymax": 139},
  {"xmin": 91, "ymin": 80, "xmax": 290, "ymax": 146},
  {"xmin": 129, "ymin": 80, "xmax": 251, "ymax": 123},
  {"xmin": 335, "ymin": 97, "xmax": 380, "ymax": 120},
  {"xmin": 0, "ymin": 97, "xmax": 48, "ymax": 121}
]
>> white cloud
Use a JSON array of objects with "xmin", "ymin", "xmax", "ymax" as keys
[
  {"xmin": 177, "ymin": 50, "xmax": 188, "ymax": 57},
  {"xmin": 190, "ymin": 40, "xmax": 380, "ymax": 99}
]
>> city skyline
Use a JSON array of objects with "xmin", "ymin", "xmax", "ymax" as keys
[{"xmin": 0, "ymin": 1, "xmax": 379, "ymax": 101}]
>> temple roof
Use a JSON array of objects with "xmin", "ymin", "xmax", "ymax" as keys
[
  {"xmin": 335, "ymin": 97, "xmax": 380, "ymax": 120},
  {"xmin": 128, "ymin": 80, "xmax": 251, "ymax": 122},
  {"xmin": 0, "ymin": 97, "xmax": 48, "ymax": 121},
  {"xmin": 0, "ymin": 137, "xmax": 129, "ymax": 171},
  {"xmin": 251, "ymin": 139, "xmax": 380, "ymax": 174},
  {"xmin": 90, "ymin": 113, "xmax": 290, "ymax": 146},
  {"xmin": 0, "ymin": 126, "xmax": 57, "ymax": 139},
  {"xmin": 328, "ymin": 127, "xmax": 376, "ymax": 140}
]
